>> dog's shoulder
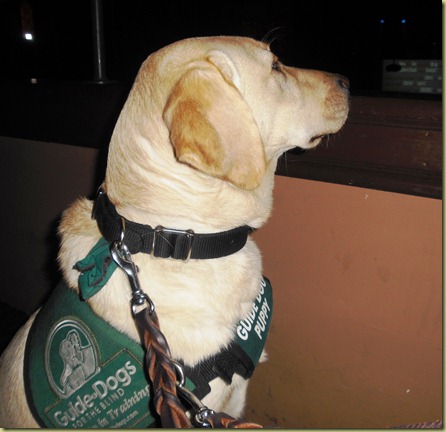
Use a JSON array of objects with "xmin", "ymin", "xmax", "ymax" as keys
[
  {"xmin": 59, "ymin": 197, "xmax": 96, "ymax": 233},
  {"xmin": 58, "ymin": 198, "xmax": 101, "ymax": 289}
]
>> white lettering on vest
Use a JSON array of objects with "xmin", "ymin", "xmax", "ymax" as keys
[
  {"xmin": 53, "ymin": 360, "xmax": 137, "ymax": 427},
  {"xmin": 236, "ymin": 279, "xmax": 270, "ymax": 341},
  {"xmin": 254, "ymin": 298, "xmax": 271, "ymax": 340}
]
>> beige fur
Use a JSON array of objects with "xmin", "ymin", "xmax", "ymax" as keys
[{"xmin": 0, "ymin": 36, "xmax": 349, "ymax": 428}]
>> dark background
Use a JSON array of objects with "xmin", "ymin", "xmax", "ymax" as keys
[{"xmin": 0, "ymin": 0, "xmax": 442, "ymax": 92}]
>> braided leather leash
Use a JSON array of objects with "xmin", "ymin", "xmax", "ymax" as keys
[
  {"xmin": 134, "ymin": 305, "xmax": 263, "ymax": 428},
  {"xmin": 134, "ymin": 308, "xmax": 192, "ymax": 428}
]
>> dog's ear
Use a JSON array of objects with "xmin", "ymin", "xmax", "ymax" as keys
[{"xmin": 162, "ymin": 52, "xmax": 266, "ymax": 190}]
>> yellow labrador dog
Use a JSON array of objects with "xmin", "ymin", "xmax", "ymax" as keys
[{"xmin": 0, "ymin": 36, "xmax": 349, "ymax": 428}]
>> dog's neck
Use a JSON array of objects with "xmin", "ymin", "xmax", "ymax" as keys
[{"xmin": 103, "ymin": 153, "xmax": 279, "ymax": 234}]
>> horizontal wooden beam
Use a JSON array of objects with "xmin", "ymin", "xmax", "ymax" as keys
[{"xmin": 277, "ymin": 96, "xmax": 442, "ymax": 199}]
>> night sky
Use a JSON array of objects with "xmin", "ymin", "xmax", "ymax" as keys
[{"xmin": 0, "ymin": 0, "xmax": 442, "ymax": 92}]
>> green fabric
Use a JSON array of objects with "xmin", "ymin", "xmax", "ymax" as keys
[{"xmin": 75, "ymin": 237, "xmax": 117, "ymax": 300}]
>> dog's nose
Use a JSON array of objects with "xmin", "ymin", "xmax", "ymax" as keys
[{"xmin": 336, "ymin": 75, "xmax": 350, "ymax": 90}]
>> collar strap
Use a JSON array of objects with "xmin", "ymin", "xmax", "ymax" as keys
[{"xmin": 92, "ymin": 190, "xmax": 254, "ymax": 260}]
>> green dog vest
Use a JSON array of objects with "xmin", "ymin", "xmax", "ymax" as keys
[{"xmin": 24, "ymin": 271, "xmax": 272, "ymax": 428}]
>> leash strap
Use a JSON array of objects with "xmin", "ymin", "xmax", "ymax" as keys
[
  {"xmin": 93, "ymin": 190, "xmax": 253, "ymax": 260},
  {"xmin": 133, "ymin": 308, "xmax": 192, "ymax": 428},
  {"xmin": 203, "ymin": 412, "xmax": 263, "ymax": 428}
]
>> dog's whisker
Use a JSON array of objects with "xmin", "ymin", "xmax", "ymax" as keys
[{"xmin": 261, "ymin": 27, "xmax": 284, "ymax": 46}]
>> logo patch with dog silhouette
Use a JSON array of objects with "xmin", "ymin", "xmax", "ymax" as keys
[
  {"xmin": 24, "ymin": 282, "xmax": 158, "ymax": 428},
  {"xmin": 45, "ymin": 319, "xmax": 100, "ymax": 399}
]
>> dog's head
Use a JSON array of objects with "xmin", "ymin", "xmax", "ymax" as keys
[{"xmin": 106, "ymin": 36, "xmax": 349, "ymax": 197}]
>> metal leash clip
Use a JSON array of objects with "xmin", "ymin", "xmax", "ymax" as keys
[
  {"xmin": 110, "ymin": 218, "xmax": 154, "ymax": 316},
  {"xmin": 173, "ymin": 361, "xmax": 216, "ymax": 428}
]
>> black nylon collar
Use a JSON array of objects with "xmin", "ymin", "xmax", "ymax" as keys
[{"xmin": 92, "ymin": 190, "xmax": 254, "ymax": 260}]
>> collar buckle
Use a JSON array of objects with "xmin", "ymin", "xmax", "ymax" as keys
[{"xmin": 153, "ymin": 226, "xmax": 195, "ymax": 260}]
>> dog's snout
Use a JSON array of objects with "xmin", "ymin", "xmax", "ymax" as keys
[{"xmin": 336, "ymin": 74, "xmax": 350, "ymax": 90}]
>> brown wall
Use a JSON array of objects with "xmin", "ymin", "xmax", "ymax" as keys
[
  {"xmin": 1, "ymin": 137, "xmax": 442, "ymax": 428},
  {"xmin": 246, "ymin": 175, "xmax": 442, "ymax": 428}
]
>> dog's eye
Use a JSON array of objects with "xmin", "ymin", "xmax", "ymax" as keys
[{"xmin": 272, "ymin": 61, "xmax": 282, "ymax": 72}]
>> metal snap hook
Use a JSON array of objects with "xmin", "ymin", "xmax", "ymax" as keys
[
  {"xmin": 110, "ymin": 240, "xmax": 155, "ymax": 316},
  {"xmin": 172, "ymin": 361, "xmax": 215, "ymax": 427}
]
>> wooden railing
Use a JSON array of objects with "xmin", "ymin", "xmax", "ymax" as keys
[{"xmin": 277, "ymin": 95, "xmax": 442, "ymax": 199}]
